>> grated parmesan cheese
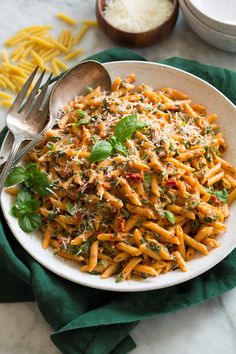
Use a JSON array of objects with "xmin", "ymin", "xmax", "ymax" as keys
[{"xmin": 103, "ymin": 0, "xmax": 174, "ymax": 33}]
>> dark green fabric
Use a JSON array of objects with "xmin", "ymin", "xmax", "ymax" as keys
[{"xmin": 1, "ymin": 48, "xmax": 236, "ymax": 354}]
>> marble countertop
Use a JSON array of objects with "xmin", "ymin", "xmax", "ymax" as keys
[{"xmin": 0, "ymin": 1, "xmax": 236, "ymax": 353}]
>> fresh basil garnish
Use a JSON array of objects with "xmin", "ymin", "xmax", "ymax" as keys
[
  {"xmin": 5, "ymin": 166, "xmax": 26, "ymax": 187},
  {"xmin": 5, "ymin": 163, "xmax": 51, "ymax": 197},
  {"xmin": 10, "ymin": 188, "xmax": 41, "ymax": 233},
  {"xmin": 89, "ymin": 141, "xmax": 114, "ymax": 163},
  {"xmin": 10, "ymin": 189, "xmax": 40, "ymax": 216},
  {"xmin": 136, "ymin": 121, "xmax": 149, "ymax": 130},
  {"xmin": 18, "ymin": 213, "xmax": 41, "ymax": 233},
  {"xmin": 24, "ymin": 163, "xmax": 51, "ymax": 196},
  {"xmin": 89, "ymin": 114, "xmax": 148, "ymax": 163},
  {"xmin": 109, "ymin": 136, "xmax": 128, "ymax": 156},
  {"xmin": 114, "ymin": 114, "xmax": 137, "ymax": 142}
]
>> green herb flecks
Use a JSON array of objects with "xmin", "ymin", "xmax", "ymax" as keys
[
  {"xmin": 205, "ymin": 186, "xmax": 228, "ymax": 203},
  {"xmin": 164, "ymin": 210, "xmax": 176, "ymax": 225},
  {"xmin": 77, "ymin": 109, "xmax": 86, "ymax": 117}
]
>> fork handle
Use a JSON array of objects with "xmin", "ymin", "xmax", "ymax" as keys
[{"xmin": 0, "ymin": 138, "xmax": 23, "ymax": 195}]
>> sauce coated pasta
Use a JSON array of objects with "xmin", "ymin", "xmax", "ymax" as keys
[{"xmin": 22, "ymin": 73, "xmax": 236, "ymax": 282}]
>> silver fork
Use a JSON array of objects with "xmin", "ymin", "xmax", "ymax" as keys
[{"xmin": 0, "ymin": 67, "xmax": 52, "ymax": 194}]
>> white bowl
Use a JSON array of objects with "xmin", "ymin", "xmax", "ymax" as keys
[
  {"xmin": 187, "ymin": 0, "xmax": 236, "ymax": 36},
  {"xmin": 179, "ymin": 0, "xmax": 236, "ymax": 52},
  {"xmin": 2, "ymin": 60, "xmax": 236, "ymax": 292}
]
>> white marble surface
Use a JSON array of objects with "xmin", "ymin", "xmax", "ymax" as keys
[{"xmin": 0, "ymin": 1, "xmax": 236, "ymax": 354}]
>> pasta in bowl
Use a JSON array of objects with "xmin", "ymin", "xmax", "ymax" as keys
[{"xmin": 2, "ymin": 61, "xmax": 236, "ymax": 291}]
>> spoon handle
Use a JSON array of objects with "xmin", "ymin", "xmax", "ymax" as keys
[{"xmin": 0, "ymin": 137, "xmax": 22, "ymax": 194}]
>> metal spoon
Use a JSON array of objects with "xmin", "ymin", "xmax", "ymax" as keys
[{"xmin": 0, "ymin": 60, "xmax": 112, "ymax": 165}]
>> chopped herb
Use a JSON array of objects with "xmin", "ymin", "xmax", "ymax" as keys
[
  {"xmin": 66, "ymin": 201, "xmax": 78, "ymax": 216},
  {"xmin": 164, "ymin": 210, "xmax": 176, "ymax": 224},
  {"xmin": 205, "ymin": 146, "xmax": 213, "ymax": 162},
  {"xmin": 46, "ymin": 142, "xmax": 55, "ymax": 151},
  {"xmin": 75, "ymin": 118, "xmax": 90, "ymax": 127},
  {"xmin": 191, "ymin": 219, "xmax": 200, "ymax": 233},
  {"xmin": 48, "ymin": 211, "xmax": 57, "ymax": 221},
  {"xmin": 144, "ymin": 173, "xmax": 151, "ymax": 191},
  {"xmin": 68, "ymin": 239, "xmax": 93, "ymax": 256},
  {"xmin": 187, "ymin": 200, "xmax": 200, "ymax": 210},
  {"xmin": 77, "ymin": 109, "xmax": 86, "ymax": 117},
  {"xmin": 121, "ymin": 208, "xmax": 130, "ymax": 218},
  {"xmin": 215, "ymin": 189, "xmax": 228, "ymax": 203},
  {"xmin": 147, "ymin": 242, "xmax": 161, "ymax": 252},
  {"xmin": 205, "ymin": 186, "xmax": 228, "ymax": 203},
  {"xmin": 203, "ymin": 214, "xmax": 218, "ymax": 224},
  {"xmin": 116, "ymin": 272, "xmax": 124, "ymax": 283}
]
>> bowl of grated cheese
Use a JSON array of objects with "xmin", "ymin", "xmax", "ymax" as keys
[{"xmin": 96, "ymin": 0, "xmax": 179, "ymax": 47}]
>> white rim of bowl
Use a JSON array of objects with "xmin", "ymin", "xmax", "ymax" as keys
[
  {"xmin": 186, "ymin": 0, "xmax": 236, "ymax": 35},
  {"xmin": 182, "ymin": 0, "xmax": 236, "ymax": 40}
]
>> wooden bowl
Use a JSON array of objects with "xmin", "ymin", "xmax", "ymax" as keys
[{"xmin": 96, "ymin": 0, "xmax": 179, "ymax": 47}]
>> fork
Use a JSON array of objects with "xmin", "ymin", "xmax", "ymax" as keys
[{"xmin": 0, "ymin": 67, "xmax": 52, "ymax": 194}]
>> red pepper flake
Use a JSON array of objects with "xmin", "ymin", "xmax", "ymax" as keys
[
  {"xmin": 125, "ymin": 173, "xmax": 144, "ymax": 182},
  {"xmin": 166, "ymin": 179, "xmax": 177, "ymax": 187},
  {"xmin": 210, "ymin": 195, "xmax": 221, "ymax": 205},
  {"xmin": 74, "ymin": 213, "xmax": 82, "ymax": 221},
  {"xmin": 117, "ymin": 217, "xmax": 125, "ymax": 232},
  {"xmin": 57, "ymin": 237, "xmax": 62, "ymax": 245}
]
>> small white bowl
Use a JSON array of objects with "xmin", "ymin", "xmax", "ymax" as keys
[
  {"xmin": 187, "ymin": 0, "xmax": 236, "ymax": 36},
  {"xmin": 179, "ymin": 0, "xmax": 236, "ymax": 52}
]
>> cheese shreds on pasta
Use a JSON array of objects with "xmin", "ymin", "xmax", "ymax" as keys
[
  {"xmin": 17, "ymin": 74, "xmax": 236, "ymax": 283},
  {"xmin": 0, "ymin": 16, "xmax": 97, "ymax": 107}
]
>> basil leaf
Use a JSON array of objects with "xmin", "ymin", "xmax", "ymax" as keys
[
  {"xmin": 164, "ymin": 210, "xmax": 176, "ymax": 225},
  {"xmin": 18, "ymin": 213, "xmax": 41, "ymax": 233},
  {"xmin": 76, "ymin": 118, "xmax": 90, "ymax": 127},
  {"xmin": 77, "ymin": 109, "xmax": 86, "ymax": 117},
  {"xmin": 66, "ymin": 201, "xmax": 77, "ymax": 216},
  {"xmin": 5, "ymin": 166, "xmax": 26, "ymax": 187},
  {"xmin": 25, "ymin": 163, "xmax": 51, "ymax": 196},
  {"xmin": 114, "ymin": 114, "xmax": 137, "ymax": 142},
  {"xmin": 89, "ymin": 141, "xmax": 114, "ymax": 163},
  {"xmin": 109, "ymin": 136, "xmax": 127, "ymax": 156},
  {"xmin": 114, "ymin": 142, "xmax": 128, "ymax": 156},
  {"xmin": 215, "ymin": 189, "xmax": 228, "ymax": 203},
  {"xmin": 10, "ymin": 189, "xmax": 40, "ymax": 217},
  {"xmin": 136, "ymin": 121, "xmax": 149, "ymax": 130}
]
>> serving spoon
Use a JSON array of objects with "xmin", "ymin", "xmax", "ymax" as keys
[{"xmin": 0, "ymin": 60, "xmax": 112, "ymax": 165}]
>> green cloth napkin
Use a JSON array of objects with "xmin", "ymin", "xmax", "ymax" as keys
[{"xmin": 1, "ymin": 48, "xmax": 236, "ymax": 354}]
